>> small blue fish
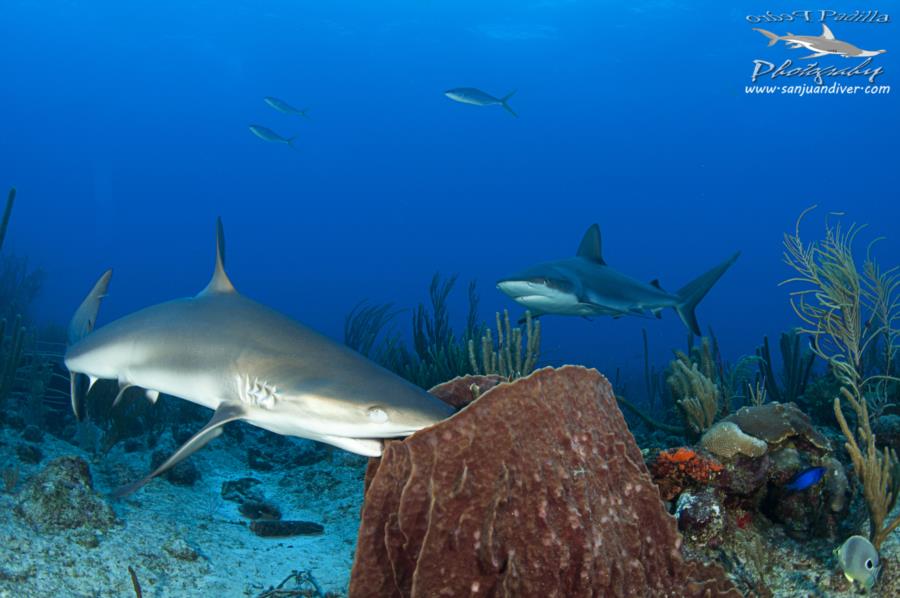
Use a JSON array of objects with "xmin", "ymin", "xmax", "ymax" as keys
[{"xmin": 785, "ymin": 466, "xmax": 827, "ymax": 492}]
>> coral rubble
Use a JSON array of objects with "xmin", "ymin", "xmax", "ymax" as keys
[
  {"xmin": 15, "ymin": 456, "xmax": 117, "ymax": 532},
  {"xmin": 350, "ymin": 366, "xmax": 739, "ymax": 597}
]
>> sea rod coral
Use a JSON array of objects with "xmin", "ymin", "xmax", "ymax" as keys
[{"xmin": 783, "ymin": 206, "xmax": 900, "ymax": 549}]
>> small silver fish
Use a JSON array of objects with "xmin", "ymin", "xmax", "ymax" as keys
[
  {"xmin": 248, "ymin": 125, "xmax": 298, "ymax": 150},
  {"xmin": 835, "ymin": 535, "xmax": 880, "ymax": 590},
  {"xmin": 444, "ymin": 87, "xmax": 517, "ymax": 117},
  {"xmin": 263, "ymin": 97, "xmax": 309, "ymax": 118}
]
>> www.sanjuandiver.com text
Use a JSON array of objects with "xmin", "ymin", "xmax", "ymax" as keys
[{"xmin": 745, "ymin": 83, "xmax": 891, "ymax": 96}]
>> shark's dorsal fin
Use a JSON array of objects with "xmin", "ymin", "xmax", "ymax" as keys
[
  {"xmin": 821, "ymin": 24, "xmax": 835, "ymax": 40},
  {"xmin": 201, "ymin": 217, "xmax": 236, "ymax": 295},
  {"xmin": 576, "ymin": 224, "xmax": 605, "ymax": 265}
]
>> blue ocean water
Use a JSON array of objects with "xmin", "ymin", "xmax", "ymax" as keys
[{"xmin": 1, "ymin": 0, "xmax": 896, "ymax": 392}]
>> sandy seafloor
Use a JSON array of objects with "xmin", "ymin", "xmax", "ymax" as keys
[
  {"xmin": 2, "ymin": 421, "xmax": 900, "ymax": 597},
  {"xmin": 0, "ymin": 423, "xmax": 365, "ymax": 597}
]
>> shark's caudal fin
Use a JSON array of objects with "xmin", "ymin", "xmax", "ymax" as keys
[
  {"xmin": 752, "ymin": 28, "xmax": 780, "ymax": 46},
  {"xmin": 500, "ymin": 90, "xmax": 518, "ymax": 118},
  {"xmin": 112, "ymin": 402, "xmax": 247, "ymax": 498},
  {"xmin": 674, "ymin": 252, "xmax": 740, "ymax": 336},
  {"xmin": 68, "ymin": 269, "xmax": 112, "ymax": 420},
  {"xmin": 201, "ymin": 218, "xmax": 236, "ymax": 295}
]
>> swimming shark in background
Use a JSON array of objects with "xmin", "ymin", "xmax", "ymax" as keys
[
  {"xmin": 497, "ymin": 224, "xmax": 739, "ymax": 335},
  {"xmin": 263, "ymin": 96, "xmax": 310, "ymax": 118},
  {"xmin": 249, "ymin": 124, "xmax": 298, "ymax": 149},
  {"xmin": 753, "ymin": 24, "xmax": 886, "ymax": 58},
  {"xmin": 445, "ymin": 88, "xmax": 518, "ymax": 117},
  {"xmin": 65, "ymin": 220, "xmax": 454, "ymax": 496}
]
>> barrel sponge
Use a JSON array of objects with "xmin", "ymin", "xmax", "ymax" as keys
[
  {"xmin": 351, "ymin": 366, "xmax": 741, "ymax": 597},
  {"xmin": 701, "ymin": 421, "xmax": 768, "ymax": 459}
]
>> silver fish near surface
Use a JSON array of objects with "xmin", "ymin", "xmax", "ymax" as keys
[
  {"xmin": 249, "ymin": 124, "xmax": 298, "ymax": 149},
  {"xmin": 445, "ymin": 87, "xmax": 518, "ymax": 117},
  {"xmin": 65, "ymin": 220, "xmax": 454, "ymax": 496},
  {"xmin": 263, "ymin": 96, "xmax": 310, "ymax": 118},
  {"xmin": 497, "ymin": 224, "xmax": 739, "ymax": 335}
]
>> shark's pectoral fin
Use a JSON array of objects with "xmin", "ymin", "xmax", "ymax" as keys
[
  {"xmin": 112, "ymin": 402, "xmax": 247, "ymax": 498},
  {"xmin": 111, "ymin": 383, "xmax": 134, "ymax": 409},
  {"xmin": 788, "ymin": 43, "xmax": 802, "ymax": 49},
  {"xmin": 70, "ymin": 373, "xmax": 88, "ymax": 421},
  {"xmin": 319, "ymin": 435, "xmax": 383, "ymax": 457},
  {"xmin": 802, "ymin": 52, "xmax": 829, "ymax": 59}
]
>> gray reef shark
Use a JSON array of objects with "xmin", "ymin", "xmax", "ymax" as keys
[
  {"xmin": 497, "ymin": 224, "xmax": 739, "ymax": 335},
  {"xmin": 263, "ymin": 96, "xmax": 310, "ymax": 118},
  {"xmin": 753, "ymin": 24, "xmax": 886, "ymax": 58},
  {"xmin": 445, "ymin": 88, "xmax": 518, "ymax": 117},
  {"xmin": 65, "ymin": 220, "xmax": 454, "ymax": 496}
]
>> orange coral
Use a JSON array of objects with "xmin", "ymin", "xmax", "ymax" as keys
[{"xmin": 651, "ymin": 448, "xmax": 725, "ymax": 501}]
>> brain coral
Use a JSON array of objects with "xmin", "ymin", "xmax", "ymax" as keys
[
  {"xmin": 701, "ymin": 421, "xmax": 768, "ymax": 459},
  {"xmin": 350, "ymin": 366, "xmax": 740, "ymax": 597}
]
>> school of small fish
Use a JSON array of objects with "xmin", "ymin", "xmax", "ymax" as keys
[{"xmin": 250, "ymin": 86, "xmax": 518, "ymax": 150}]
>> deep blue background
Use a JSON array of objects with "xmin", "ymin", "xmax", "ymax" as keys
[{"xmin": 1, "ymin": 1, "xmax": 896, "ymax": 395}]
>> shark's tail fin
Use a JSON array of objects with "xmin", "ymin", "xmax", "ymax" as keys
[
  {"xmin": 674, "ymin": 252, "xmax": 739, "ymax": 336},
  {"xmin": 501, "ymin": 90, "xmax": 518, "ymax": 118},
  {"xmin": 67, "ymin": 269, "xmax": 112, "ymax": 420},
  {"xmin": 752, "ymin": 28, "xmax": 780, "ymax": 47}
]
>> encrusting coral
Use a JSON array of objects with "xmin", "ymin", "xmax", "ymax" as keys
[
  {"xmin": 700, "ymin": 421, "xmax": 768, "ymax": 460},
  {"xmin": 650, "ymin": 447, "xmax": 725, "ymax": 501},
  {"xmin": 783, "ymin": 206, "xmax": 900, "ymax": 549}
]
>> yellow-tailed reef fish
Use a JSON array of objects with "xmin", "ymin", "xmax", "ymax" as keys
[
  {"xmin": 753, "ymin": 24, "xmax": 886, "ymax": 58},
  {"xmin": 835, "ymin": 535, "xmax": 880, "ymax": 590},
  {"xmin": 249, "ymin": 124, "xmax": 297, "ymax": 149},
  {"xmin": 497, "ymin": 224, "xmax": 739, "ymax": 335},
  {"xmin": 784, "ymin": 466, "xmax": 827, "ymax": 492},
  {"xmin": 445, "ymin": 87, "xmax": 517, "ymax": 117},
  {"xmin": 263, "ymin": 97, "xmax": 309, "ymax": 118},
  {"xmin": 65, "ymin": 220, "xmax": 454, "ymax": 496}
]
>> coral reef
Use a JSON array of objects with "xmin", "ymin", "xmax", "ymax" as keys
[
  {"xmin": 344, "ymin": 273, "xmax": 484, "ymax": 388},
  {"xmin": 722, "ymin": 402, "xmax": 830, "ymax": 453},
  {"xmin": 650, "ymin": 447, "xmax": 725, "ymax": 501},
  {"xmin": 700, "ymin": 421, "xmax": 767, "ymax": 459},
  {"xmin": 755, "ymin": 329, "xmax": 815, "ymax": 405},
  {"xmin": 467, "ymin": 309, "xmax": 540, "ymax": 380},
  {"xmin": 15, "ymin": 456, "xmax": 117, "ymax": 532},
  {"xmin": 668, "ymin": 354, "xmax": 721, "ymax": 436},
  {"xmin": 782, "ymin": 207, "xmax": 900, "ymax": 549},
  {"xmin": 350, "ymin": 366, "xmax": 740, "ymax": 597}
]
